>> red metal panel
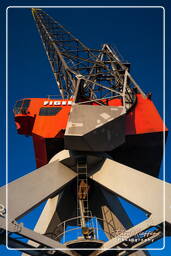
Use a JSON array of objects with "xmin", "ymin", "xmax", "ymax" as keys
[
  {"xmin": 32, "ymin": 105, "xmax": 71, "ymax": 138},
  {"xmin": 125, "ymin": 94, "xmax": 167, "ymax": 135},
  {"xmin": 14, "ymin": 95, "xmax": 167, "ymax": 138}
]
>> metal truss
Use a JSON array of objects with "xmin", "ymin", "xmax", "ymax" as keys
[
  {"xmin": 0, "ymin": 150, "xmax": 171, "ymax": 255},
  {"xmin": 32, "ymin": 8, "xmax": 146, "ymax": 110},
  {"xmin": 1, "ymin": 9, "xmax": 169, "ymax": 256}
]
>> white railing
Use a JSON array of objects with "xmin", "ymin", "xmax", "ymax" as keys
[{"xmin": 46, "ymin": 215, "xmax": 117, "ymax": 244}]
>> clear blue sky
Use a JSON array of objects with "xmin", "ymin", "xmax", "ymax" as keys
[{"xmin": 1, "ymin": 0, "xmax": 171, "ymax": 255}]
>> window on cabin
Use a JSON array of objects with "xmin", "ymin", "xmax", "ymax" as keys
[
  {"xmin": 13, "ymin": 100, "xmax": 30, "ymax": 115},
  {"xmin": 13, "ymin": 100, "xmax": 23, "ymax": 114},
  {"xmin": 21, "ymin": 100, "xmax": 31, "ymax": 114},
  {"xmin": 39, "ymin": 107, "xmax": 62, "ymax": 116}
]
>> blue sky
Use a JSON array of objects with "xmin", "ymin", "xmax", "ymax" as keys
[{"xmin": 1, "ymin": 0, "xmax": 171, "ymax": 255}]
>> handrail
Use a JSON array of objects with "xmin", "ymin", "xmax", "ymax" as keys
[{"xmin": 46, "ymin": 215, "xmax": 118, "ymax": 244}]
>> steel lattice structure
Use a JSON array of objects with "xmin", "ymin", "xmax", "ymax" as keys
[
  {"xmin": 0, "ymin": 8, "xmax": 170, "ymax": 256},
  {"xmin": 32, "ymin": 8, "xmax": 145, "ymax": 110}
]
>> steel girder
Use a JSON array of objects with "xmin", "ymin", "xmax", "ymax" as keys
[
  {"xmin": 0, "ymin": 150, "xmax": 171, "ymax": 256},
  {"xmin": 32, "ymin": 9, "xmax": 146, "ymax": 111}
]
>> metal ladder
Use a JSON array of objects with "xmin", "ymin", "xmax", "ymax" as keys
[
  {"xmin": 76, "ymin": 157, "xmax": 97, "ymax": 239},
  {"xmin": 77, "ymin": 157, "xmax": 88, "ymax": 224}
]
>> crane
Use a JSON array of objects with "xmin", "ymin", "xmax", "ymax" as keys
[
  {"xmin": 31, "ymin": 8, "xmax": 145, "ymax": 107},
  {"xmin": 0, "ymin": 8, "xmax": 170, "ymax": 256}
]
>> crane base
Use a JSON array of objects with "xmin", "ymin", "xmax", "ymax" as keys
[{"xmin": 66, "ymin": 239, "xmax": 103, "ymax": 255}]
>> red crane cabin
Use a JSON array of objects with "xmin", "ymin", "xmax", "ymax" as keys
[{"xmin": 13, "ymin": 94, "xmax": 167, "ymax": 177}]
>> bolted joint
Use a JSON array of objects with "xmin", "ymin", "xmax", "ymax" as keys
[
  {"xmin": 0, "ymin": 204, "xmax": 6, "ymax": 217},
  {"xmin": 11, "ymin": 220, "xmax": 23, "ymax": 233}
]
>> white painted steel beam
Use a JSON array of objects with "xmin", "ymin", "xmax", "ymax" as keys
[
  {"xmin": 22, "ymin": 196, "xmax": 59, "ymax": 255},
  {"xmin": 90, "ymin": 218, "xmax": 153, "ymax": 256},
  {"xmin": 89, "ymin": 158, "xmax": 171, "ymax": 255},
  {"xmin": 91, "ymin": 158, "xmax": 171, "ymax": 224},
  {"xmin": 0, "ymin": 217, "xmax": 79, "ymax": 256},
  {"xmin": 0, "ymin": 160, "xmax": 77, "ymax": 220}
]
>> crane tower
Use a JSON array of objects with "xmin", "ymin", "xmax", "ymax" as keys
[{"xmin": 0, "ymin": 8, "xmax": 171, "ymax": 256}]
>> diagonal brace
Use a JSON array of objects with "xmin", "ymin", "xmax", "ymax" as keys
[{"xmin": 0, "ymin": 160, "xmax": 77, "ymax": 220}]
